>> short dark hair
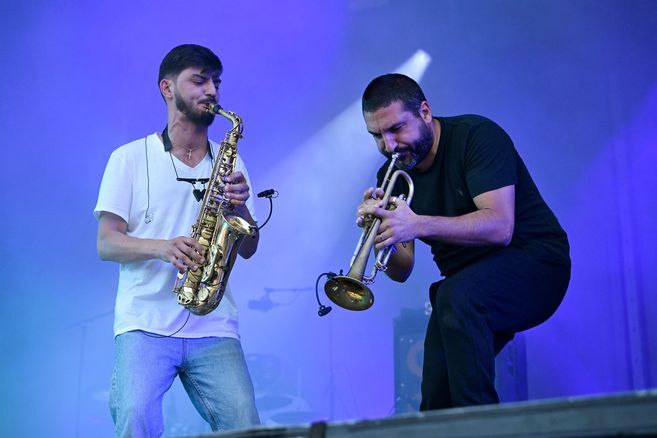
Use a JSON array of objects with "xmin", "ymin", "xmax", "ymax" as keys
[
  {"xmin": 158, "ymin": 44, "xmax": 223, "ymax": 85},
  {"xmin": 362, "ymin": 73, "xmax": 426, "ymax": 115}
]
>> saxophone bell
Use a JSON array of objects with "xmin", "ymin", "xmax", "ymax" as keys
[{"xmin": 323, "ymin": 153, "xmax": 414, "ymax": 311}]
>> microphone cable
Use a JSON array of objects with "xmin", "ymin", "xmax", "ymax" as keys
[
  {"xmin": 315, "ymin": 271, "xmax": 340, "ymax": 317},
  {"xmin": 256, "ymin": 189, "xmax": 277, "ymax": 230}
]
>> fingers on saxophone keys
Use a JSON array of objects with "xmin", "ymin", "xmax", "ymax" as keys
[
  {"xmin": 185, "ymin": 238, "xmax": 204, "ymax": 255},
  {"xmin": 177, "ymin": 253, "xmax": 197, "ymax": 271},
  {"xmin": 192, "ymin": 247, "xmax": 206, "ymax": 262},
  {"xmin": 175, "ymin": 259, "xmax": 196, "ymax": 272},
  {"xmin": 171, "ymin": 257, "xmax": 186, "ymax": 272},
  {"xmin": 182, "ymin": 242, "xmax": 204, "ymax": 266},
  {"xmin": 223, "ymin": 171, "xmax": 244, "ymax": 183}
]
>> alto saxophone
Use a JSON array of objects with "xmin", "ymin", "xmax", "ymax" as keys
[{"xmin": 173, "ymin": 104, "xmax": 256, "ymax": 315}]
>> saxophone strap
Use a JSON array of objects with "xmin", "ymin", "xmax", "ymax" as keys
[{"xmin": 162, "ymin": 125, "xmax": 214, "ymax": 159}]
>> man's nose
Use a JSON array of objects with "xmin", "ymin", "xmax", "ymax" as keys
[
  {"xmin": 382, "ymin": 133, "xmax": 398, "ymax": 154},
  {"xmin": 205, "ymin": 82, "xmax": 217, "ymax": 98}
]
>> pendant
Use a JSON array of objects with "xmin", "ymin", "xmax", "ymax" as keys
[{"xmin": 193, "ymin": 188, "xmax": 205, "ymax": 202}]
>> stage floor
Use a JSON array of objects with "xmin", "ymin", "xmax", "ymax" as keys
[{"xmin": 190, "ymin": 390, "xmax": 657, "ymax": 437}]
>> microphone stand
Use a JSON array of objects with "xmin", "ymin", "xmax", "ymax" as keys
[{"xmin": 66, "ymin": 309, "xmax": 113, "ymax": 438}]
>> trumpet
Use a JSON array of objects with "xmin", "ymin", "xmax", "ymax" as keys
[{"xmin": 324, "ymin": 153, "xmax": 414, "ymax": 311}]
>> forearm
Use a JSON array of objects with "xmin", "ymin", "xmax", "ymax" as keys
[
  {"xmin": 416, "ymin": 208, "xmax": 513, "ymax": 247},
  {"xmin": 235, "ymin": 204, "xmax": 259, "ymax": 259},
  {"xmin": 382, "ymin": 241, "xmax": 414, "ymax": 282},
  {"xmin": 98, "ymin": 229, "xmax": 164, "ymax": 263}
]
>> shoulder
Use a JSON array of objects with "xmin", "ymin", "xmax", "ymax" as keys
[
  {"xmin": 110, "ymin": 134, "xmax": 157, "ymax": 160},
  {"xmin": 440, "ymin": 114, "xmax": 500, "ymax": 131},
  {"xmin": 102, "ymin": 134, "xmax": 161, "ymax": 176},
  {"xmin": 443, "ymin": 115, "xmax": 511, "ymax": 144}
]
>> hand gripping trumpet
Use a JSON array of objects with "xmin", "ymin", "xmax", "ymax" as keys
[{"xmin": 324, "ymin": 153, "xmax": 414, "ymax": 311}]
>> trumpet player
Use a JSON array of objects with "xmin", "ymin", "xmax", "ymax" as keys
[
  {"xmin": 357, "ymin": 74, "xmax": 570, "ymax": 410},
  {"xmin": 94, "ymin": 44, "xmax": 259, "ymax": 436}
]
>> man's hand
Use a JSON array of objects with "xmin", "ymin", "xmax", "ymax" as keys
[
  {"xmin": 218, "ymin": 170, "xmax": 259, "ymax": 258},
  {"xmin": 222, "ymin": 171, "xmax": 250, "ymax": 206},
  {"xmin": 359, "ymin": 195, "xmax": 418, "ymax": 250},
  {"xmin": 352, "ymin": 188, "xmax": 416, "ymax": 282},
  {"xmin": 98, "ymin": 212, "xmax": 210, "ymax": 268},
  {"xmin": 356, "ymin": 187, "xmax": 385, "ymax": 228},
  {"xmin": 157, "ymin": 237, "xmax": 205, "ymax": 272}
]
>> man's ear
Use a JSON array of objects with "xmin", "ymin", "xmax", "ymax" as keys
[
  {"xmin": 159, "ymin": 79, "xmax": 174, "ymax": 99},
  {"xmin": 419, "ymin": 100, "xmax": 433, "ymax": 122}
]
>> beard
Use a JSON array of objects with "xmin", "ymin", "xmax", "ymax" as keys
[
  {"xmin": 395, "ymin": 121, "xmax": 434, "ymax": 170},
  {"xmin": 174, "ymin": 90, "xmax": 215, "ymax": 127}
]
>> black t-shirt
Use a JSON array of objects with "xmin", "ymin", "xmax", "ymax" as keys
[{"xmin": 377, "ymin": 115, "xmax": 570, "ymax": 277}]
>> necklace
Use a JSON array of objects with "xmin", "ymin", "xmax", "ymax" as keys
[
  {"xmin": 168, "ymin": 152, "xmax": 210, "ymax": 201},
  {"xmin": 162, "ymin": 126, "xmax": 214, "ymax": 202},
  {"xmin": 182, "ymin": 146, "xmax": 200, "ymax": 161},
  {"xmin": 162, "ymin": 126, "xmax": 212, "ymax": 162}
]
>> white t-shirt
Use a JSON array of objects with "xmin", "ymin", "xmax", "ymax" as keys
[{"xmin": 94, "ymin": 133, "xmax": 257, "ymax": 338}]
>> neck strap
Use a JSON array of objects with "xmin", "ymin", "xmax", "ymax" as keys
[{"xmin": 161, "ymin": 126, "xmax": 214, "ymax": 160}]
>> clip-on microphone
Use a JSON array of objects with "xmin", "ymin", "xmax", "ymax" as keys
[
  {"xmin": 315, "ymin": 271, "xmax": 339, "ymax": 317},
  {"xmin": 318, "ymin": 303, "xmax": 332, "ymax": 317},
  {"xmin": 257, "ymin": 189, "xmax": 276, "ymax": 198}
]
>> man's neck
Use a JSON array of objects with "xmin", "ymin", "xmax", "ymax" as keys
[
  {"xmin": 414, "ymin": 117, "xmax": 441, "ymax": 173},
  {"xmin": 167, "ymin": 117, "xmax": 209, "ymax": 150}
]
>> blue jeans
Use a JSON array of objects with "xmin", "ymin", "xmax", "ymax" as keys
[{"xmin": 109, "ymin": 331, "xmax": 260, "ymax": 437}]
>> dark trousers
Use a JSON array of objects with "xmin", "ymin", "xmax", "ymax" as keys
[{"xmin": 420, "ymin": 247, "xmax": 570, "ymax": 410}]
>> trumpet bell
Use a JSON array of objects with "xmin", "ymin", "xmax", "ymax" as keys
[{"xmin": 324, "ymin": 276, "xmax": 374, "ymax": 311}]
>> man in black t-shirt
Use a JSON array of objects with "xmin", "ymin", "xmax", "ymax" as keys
[{"xmin": 357, "ymin": 74, "xmax": 570, "ymax": 410}]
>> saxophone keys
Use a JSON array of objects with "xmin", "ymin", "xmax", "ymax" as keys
[{"xmin": 197, "ymin": 286, "xmax": 210, "ymax": 302}]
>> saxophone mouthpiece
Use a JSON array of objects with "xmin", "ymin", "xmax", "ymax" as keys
[{"xmin": 206, "ymin": 104, "xmax": 222, "ymax": 114}]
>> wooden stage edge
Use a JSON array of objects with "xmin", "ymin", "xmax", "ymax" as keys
[{"xmin": 192, "ymin": 389, "xmax": 657, "ymax": 437}]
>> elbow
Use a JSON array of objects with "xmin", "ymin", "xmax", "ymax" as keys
[
  {"xmin": 391, "ymin": 271, "xmax": 411, "ymax": 283},
  {"xmin": 387, "ymin": 260, "xmax": 414, "ymax": 283},
  {"xmin": 97, "ymin": 239, "xmax": 112, "ymax": 261},
  {"xmin": 240, "ymin": 250, "xmax": 255, "ymax": 260},
  {"xmin": 239, "ymin": 239, "xmax": 258, "ymax": 259},
  {"xmin": 496, "ymin": 222, "xmax": 514, "ymax": 246},
  {"xmin": 98, "ymin": 247, "xmax": 111, "ymax": 261}
]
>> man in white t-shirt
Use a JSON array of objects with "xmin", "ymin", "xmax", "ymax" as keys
[{"xmin": 95, "ymin": 44, "xmax": 260, "ymax": 437}]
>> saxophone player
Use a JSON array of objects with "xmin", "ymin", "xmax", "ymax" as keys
[{"xmin": 94, "ymin": 44, "xmax": 260, "ymax": 436}]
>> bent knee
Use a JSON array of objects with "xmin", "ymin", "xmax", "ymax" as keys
[{"xmin": 434, "ymin": 281, "xmax": 486, "ymax": 328}]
